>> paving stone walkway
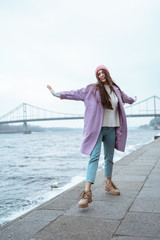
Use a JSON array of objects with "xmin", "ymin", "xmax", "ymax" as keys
[{"xmin": 0, "ymin": 137, "xmax": 160, "ymax": 240}]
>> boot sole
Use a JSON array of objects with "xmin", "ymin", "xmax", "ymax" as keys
[
  {"xmin": 78, "ymin": 199, "xmax": 92, "ymax": 208},
  {"xmin": 78, "ymin": 203, "xmax": 88, "ymax": 208},
  {"xmin": 105, "ymin": 189, "xmax": 120, "ymax": 195}
]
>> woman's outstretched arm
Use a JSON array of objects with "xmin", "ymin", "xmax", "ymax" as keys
[
  {"xmin": 121, "ymin": 91, "xmax": 137, "ymax": 104},
  {"xmin": 47, "ymin": 85, "xmax": 88, "ymax": 101}
]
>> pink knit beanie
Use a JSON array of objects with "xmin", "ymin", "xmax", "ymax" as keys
[{"xmin": 95, "ymin": 65, "xmax": 109, "ymax": 76}]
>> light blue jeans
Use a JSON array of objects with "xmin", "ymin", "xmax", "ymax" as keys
[{"xmin": 86, "ymin": 127, "xmax": 115, "ymax": 183}]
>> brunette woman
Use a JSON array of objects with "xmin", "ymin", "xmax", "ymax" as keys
[{"xmin": 47, "ymin": 65, "xmax": 136, "ymax": 208}]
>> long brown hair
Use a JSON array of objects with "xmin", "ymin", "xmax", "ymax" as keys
[{"xmin": 95, "ymin": 69, "xmax": 123, "ymax": 109}]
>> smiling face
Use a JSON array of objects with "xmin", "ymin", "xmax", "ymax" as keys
[{"xmin": 97, "ymin": 69, "xmax": 107, "ymax": 84}]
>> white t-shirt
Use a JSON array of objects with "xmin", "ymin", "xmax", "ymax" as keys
[{"xmin": 102, "ymin": 85, "xmax": 120, "ymax": 127}]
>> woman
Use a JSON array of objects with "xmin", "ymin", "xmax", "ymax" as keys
[{"xmin": 47, "ymin": 65, "xmax": 136, "ymax": 208}]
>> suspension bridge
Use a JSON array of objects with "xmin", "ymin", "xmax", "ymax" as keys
[{"xmin": 0, "ymin": 96, "xmax": 160, "ymax": 133}]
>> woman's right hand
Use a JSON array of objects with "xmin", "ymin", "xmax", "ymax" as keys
[{"xmin": 47, "ymin": 85, "xmax": 52, "ymax": 90}]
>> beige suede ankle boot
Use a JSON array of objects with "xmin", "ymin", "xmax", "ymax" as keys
[
  {"xmin": 78, "ymin": 190, "xmax": 92, "ymax": 208},
  {"xmin": 105, "ymin": 181, "xmax": 120, "ymax": 195}
]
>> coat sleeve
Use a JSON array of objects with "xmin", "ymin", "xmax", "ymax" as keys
[
  {"xmin": 121, "ymin": 91, "xmax": 135, "ymax": 104},
  {"xmin": 59, "ymin": 87, "xmax": 87, "ymax": 101}
]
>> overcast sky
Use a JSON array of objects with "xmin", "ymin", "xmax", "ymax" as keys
[{"xmin": 0, "ymin": 0, "xmax": 160, "ymax": 128}]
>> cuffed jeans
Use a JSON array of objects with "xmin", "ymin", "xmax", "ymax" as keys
[{"xmin": 86, "ymin": 127, "xmax": 115, "ymax": 183}]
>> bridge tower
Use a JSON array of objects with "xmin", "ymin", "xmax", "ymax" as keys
[
  {"xmin": 23, "ymin": 103, "xmax": 31, "ymax": 134},
  {"xmin": 154, "ymin": 96, "xmax": 158, "ymax": 130}
]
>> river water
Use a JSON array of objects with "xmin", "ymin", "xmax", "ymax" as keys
[{"xmin": 0, "ymin": 128, "xmax": 159, "ymax": 226}]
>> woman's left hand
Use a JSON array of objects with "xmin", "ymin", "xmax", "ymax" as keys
[{"xmin": 134, "ymin": 96, "xmax": 137, "ymax": 102}]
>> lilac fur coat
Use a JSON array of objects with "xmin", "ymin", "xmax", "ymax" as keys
[{"xmin": 60, "ymin": 85, "xmax": 134, "ymax": 155}]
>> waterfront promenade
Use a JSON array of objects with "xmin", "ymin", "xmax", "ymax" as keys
[{"xmin": 0, "ymin": 137, "xmax": 160, "ymax": 240}]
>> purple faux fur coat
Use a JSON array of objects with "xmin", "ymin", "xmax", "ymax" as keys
[{"xmin": 60, "ymin": 85, "xmax": 134, "ymax": 155}]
